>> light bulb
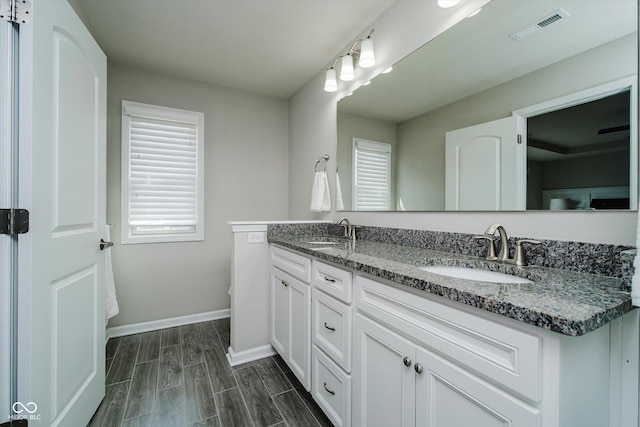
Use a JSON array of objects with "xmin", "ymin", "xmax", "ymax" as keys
[
  {"xmin": 359, "ymin": 38, "xmax": 375, "ymax": 68},
  {"xmin": 324, "ymin": 68, "xmax": 337, "ymax": 92},
  {"xmin": 340, "ymin": 54, "xmax": 355, "ymax": 81},
  {"xmin": 437, "ymin": 0, "xmax": 461, "ymax": 8}
]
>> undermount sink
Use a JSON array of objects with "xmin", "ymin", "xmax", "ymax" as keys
[
  {"xmin": 421, "ymin": 266, "xmax": 532, "ymax": 284},
  {"xmin": 306, "ymin": 241, "xmax": 341, "ymax": 245}
]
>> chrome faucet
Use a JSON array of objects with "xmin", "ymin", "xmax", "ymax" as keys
[
  {"xmin": 337, "ymin": 218, "xmax": 359, "ymax": 241},
  {"xmin": 475, "ymin": 223, "xmax": 541, "ymax": 266},
  {"xmin": 337, "ymin": 218, "xmax": 352, "ymax": 238},
  {"xmin": 484, "ymin": 223, "xmax": 510, "ymax": 262}
]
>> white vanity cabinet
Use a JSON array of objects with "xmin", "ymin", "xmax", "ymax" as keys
[
  {"xmin": 269, "ymin": 244, "xmax": 638, "ymax": 427},
  {"xmin": 353, "ymin": 274, "xmax": 636, "ymax": 427},
  {"xmin": 311, "ymin": 260, "xmax": 353, "ymax": 427},
  {"xmin": 270, "ymin": 246, "xmax": 312, "ymax": 390},
  {"xmin": 353, "ymin": 314, "xmax": 539, "ymax": 426}
]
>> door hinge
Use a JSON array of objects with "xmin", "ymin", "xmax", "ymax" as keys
[
  {"xmin": 517, "ymin": 134, "xmax": 522, "ymax": 144},
  {"xmin": 0, "ymin": 0, "xmax": 31, "ymax": 24},
  {"xmin": 0, "ymin": 208, "xmax": 29, "ymax": 235}
]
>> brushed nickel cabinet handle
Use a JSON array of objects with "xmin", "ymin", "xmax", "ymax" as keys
[
  {"xmin": 403, "ymin": 356, "xmax": 412, "ymax": 367},
  {"xmin": 414, "ymin": 363, "xmax": 424, "ymax": 374},
  {"xmin": 323, "ymin": 382, "xmax": 335, "ymax": 395},
  {"xmin": 281, "ymin": 280, "xmax": 288, "ymax": 287}
]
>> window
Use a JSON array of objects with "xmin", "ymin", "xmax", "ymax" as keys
[
  {"xmin": 121, "ymin": 100, "xmax": 204, "ymax": 244},
  {"xmin": 352, "ymin": 138, "xmax": 392, "ymax": 210}
]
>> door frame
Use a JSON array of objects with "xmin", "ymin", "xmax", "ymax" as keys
[
  {"xmin": 0, "ymin": 17, "xmax": 17, "ymax": 424},
  {"xmin": 513, "ymin": 75, "xmax": 638, "ymax": 210}
]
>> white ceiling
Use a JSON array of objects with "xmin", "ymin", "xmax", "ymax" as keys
[{"xmin": 69, "ymin": 0, "xmax": 396, "ymax": 99}]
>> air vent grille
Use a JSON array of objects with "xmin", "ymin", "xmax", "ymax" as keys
[
  {"xmin": 537, "ymin": 13, "xmax": 563, "ymax": 28},
  {"xmin": 510, "ymin": 9, "xmax": 570, "ymax": 41}
]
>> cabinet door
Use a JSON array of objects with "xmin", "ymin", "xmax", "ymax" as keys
[
  {"xmin": 270, "ymin": 267, "xmax": 289, "ymax": 357},
  {"xmin": 415, "ymin": 347, "xmax": 540, "ymax": 427},
  {"xmin": 353, "ymin": 314, "xmax": 416, "ymax": 427},
  {"xmin": 288, "ymin": 276, "xmax": 311, "ymax": 391}
]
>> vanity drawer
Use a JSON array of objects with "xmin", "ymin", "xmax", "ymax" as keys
[
  {"xmin": 312, "ymin": 260, "xmax": 352, "ymax": 303},
  {"xmin": 271, "ymin": 245, "xmax": 311, "ymax": 283},
  {"xmin": 312, "ymin": 289, "xmax": 352, "ymax": 372},
  {"xmin": 312, "ymin": 345, "xmax": 351, "ymax": 427},
  {"xmin": 355, "ymin": 275, "xmax": 542, "ymax": 402}
]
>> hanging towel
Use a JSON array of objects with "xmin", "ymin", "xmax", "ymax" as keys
[
  {"xmin": 335, "ymin": 171, "xmax": 344, "ymax": 211},
  {"xmin": 104, "ymin": 225, "xmax": 119, "ymax": 323},
  {"xmin": 310, "ymin": 171, "xmax": 331, "ymax": 212},
  {"xmin": 632, "ymin": 208, "xmax": 640, "ymax": 306}
]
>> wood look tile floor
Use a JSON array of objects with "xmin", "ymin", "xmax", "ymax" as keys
[{"xmin": 89, "ymin": 318, "xmax": 333, "ymax": 427}]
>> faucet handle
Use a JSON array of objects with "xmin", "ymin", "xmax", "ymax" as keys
[
  {"xmin": 473, "ymin": 234, "xmax": 497, "ymax": 261},
  {"xmin": 351, "ymin": 225, "xmax": 361, "ymax": 240},
  {"xmin": 512, "ymin": 239, "xmax": 541, "ymax": 266}
]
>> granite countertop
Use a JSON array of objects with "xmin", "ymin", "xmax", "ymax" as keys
[{"xmin": 268, "ymin": 235, "xmax": 633, "ymax": 337}]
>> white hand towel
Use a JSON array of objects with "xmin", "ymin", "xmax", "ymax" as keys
[
  {"xmin": 310, "ymin": 171, "xmax": 332, "ymax": 212},
  {"xmin": 322, "ymin": 171, "xmax": 331, "ymax": 211},
  {"xmin": 104, "ymin": 225, "xmax": 119, "ymax": 323},
  {"xmin": 335, "ymin": 171, "xmax": 344, "ymax": 211},
  {"xmin": 632, "ymin": 208, "xmax": 640, "ymax": 306}
]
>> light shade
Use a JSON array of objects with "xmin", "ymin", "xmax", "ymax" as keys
[
  {"xmin": 437, "ymin": 0, "xmax": 461, "ymax": 8},
  {"xmin": 324, "ymin": 68, "xmax": 337, "ymax": 92},
  {"xmin": 340, "ymin": 54, "xmax": 355, "ymax": 81},
  {"xmin": 359, "ymin": 38, "xmax": 375, "ymax": 68}
]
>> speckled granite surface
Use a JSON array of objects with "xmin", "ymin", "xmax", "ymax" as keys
[
  {"xmin": 270, "ymin": 223, "xmax": 634, "ymax": 280},
  {"xmin": 268, "ymin": 228, "xmax": 633, "ymax": 337}
]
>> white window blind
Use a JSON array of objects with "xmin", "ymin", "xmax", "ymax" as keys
[
  {"xmin": 353, "ymin": 138, "xmax": 392, "ymax": 211},
  {"xmin": 121, "ymin": 101, "xmax": 204, "ymax": 244}
]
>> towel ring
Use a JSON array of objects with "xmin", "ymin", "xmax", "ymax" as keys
[{"xmin": 315, "ymin": 154, "xmax": 330, "ymax": 172}]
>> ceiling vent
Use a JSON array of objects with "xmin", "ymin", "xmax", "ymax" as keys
[{"xmin": 509, "ymin": 9, "xmax": 570, "ymax": 41}]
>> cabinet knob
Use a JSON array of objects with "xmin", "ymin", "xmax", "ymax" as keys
[
  {"xmin": 403, "ymin": 356, "xmax": 412, "ymax": 367},
  {"xmin": 414, "ymin": 363, "xmax": 424, "ymax": 374},
  {"xmin": 323, "ymin": 382, "xmax": 335, "ymax": 395},
  {"xmin": 281, "ymin": 280, "xmax": 288, "ymax": 287},
  {"xmin": 324, "ymin": 322, "xmax": 336, "ymax": 332}
]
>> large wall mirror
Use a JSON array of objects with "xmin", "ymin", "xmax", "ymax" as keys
[{"xmin": 337, "ymin": 0, "xmax": 638, "ymax": 212}]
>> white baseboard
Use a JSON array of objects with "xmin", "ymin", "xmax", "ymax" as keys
[
  {"xmin": 106, "ymin": 308, "xmax": 230, "ymax": 342},
  {"xmin": 226, "ymin": 344, "xmax": 276, "ymax": 367}
]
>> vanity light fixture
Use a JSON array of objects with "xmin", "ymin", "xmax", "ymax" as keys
[
  {"xmin": 340, "ymin": 54, "xmax": 355, "ymax": 81},
  {"xmin": 324, "ymin": 29, "xmax": 375, "ymax": 92},
  {"xmin": 437, "ymin": 0, "xmax": 461, "ymax": 8}
]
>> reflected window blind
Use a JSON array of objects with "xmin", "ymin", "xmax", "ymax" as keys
[
  {"xmin": 128, "ymin": 116, "xmax": 197, "ymax": 232},
  {"xmin": 353, "ymin": 138, "xmax": 392, "ymax": 211}
]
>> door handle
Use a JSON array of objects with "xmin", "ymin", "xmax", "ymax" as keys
[{"xmin": 100, "ymin": 239, "xmax": 113, "ymax": 250}]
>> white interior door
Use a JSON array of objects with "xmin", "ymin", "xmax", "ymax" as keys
[
  {"xmin": 445, "ymin": 116, "xmax": 524, "ymax": 210},
  {"xmin": 17, "ymin": 0, "xmax": 107, "ymax": 425}
]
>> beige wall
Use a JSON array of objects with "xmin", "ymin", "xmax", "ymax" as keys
[
  {"xmin": 107, "ymin": 63, "xmax": 289, "ymax": 327},
  {"xmin": 288, "ymin": 0, "xmax": 636, "ymax": 245}
]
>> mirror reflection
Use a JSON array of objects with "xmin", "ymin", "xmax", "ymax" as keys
[{"xmin": 336, "ymin": 0, "xmax": 638, "ymax": 211}]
